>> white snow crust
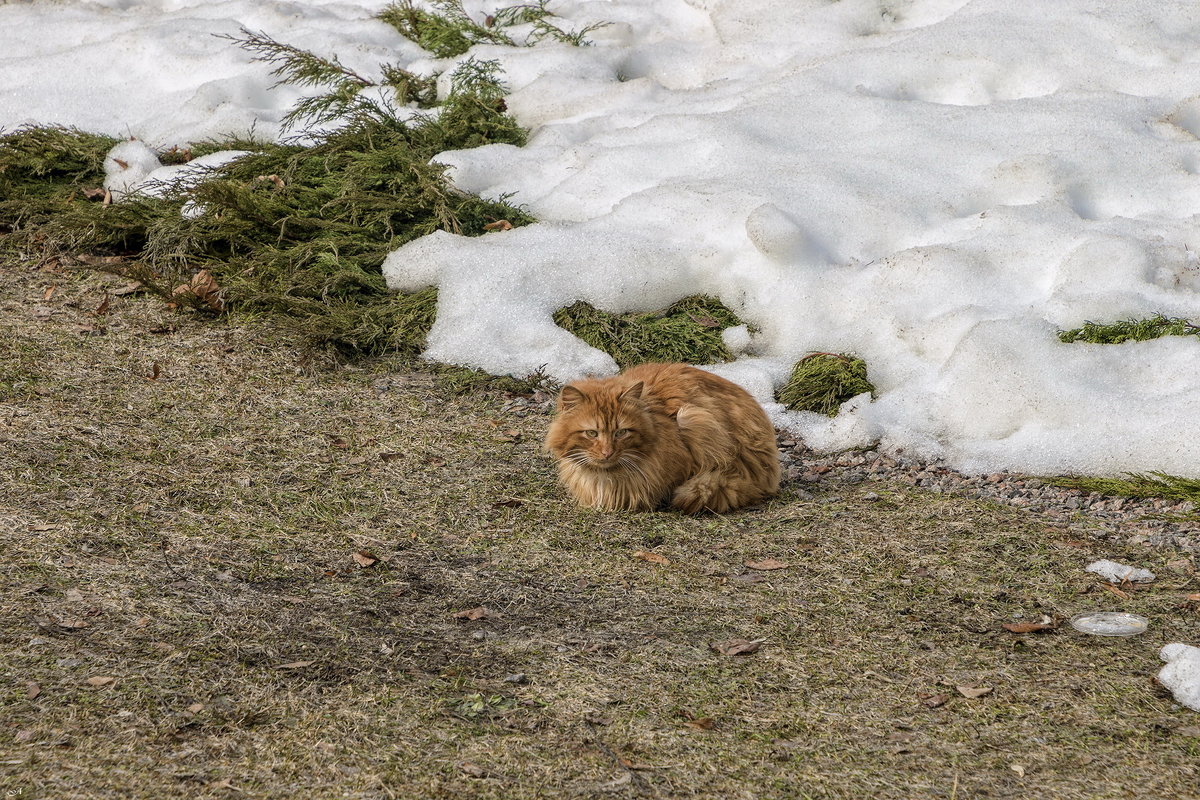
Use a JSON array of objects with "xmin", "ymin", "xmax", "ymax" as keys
[
  {"xmin": 1084, "ymin": 559, "xmax": 1156, "ymax": 584},
  {"xmin": 1159, "ymin": 644, "xmax": 1200, "ymax": 712},
  {"xmin": 6, "ymin": 0, "xmax": 1200, "ymax": 477}
]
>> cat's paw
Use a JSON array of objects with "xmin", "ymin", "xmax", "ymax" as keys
[{"xmin": 671, "ymin": 473, "xmax": 726, "ymax": 514}]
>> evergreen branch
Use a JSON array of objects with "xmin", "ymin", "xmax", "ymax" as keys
[{"xmin": 218, "ymin": 28, "xmax": 374, "ymax": 90}]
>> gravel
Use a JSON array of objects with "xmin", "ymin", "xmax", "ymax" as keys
[{"xmin": 776, "ymin": 434, "xmax": 1200, "ymax": 552}]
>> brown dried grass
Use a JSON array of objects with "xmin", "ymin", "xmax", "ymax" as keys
[{"xmin": 3, "ymin": 261, "xmax": 1200, "ymax": 799}]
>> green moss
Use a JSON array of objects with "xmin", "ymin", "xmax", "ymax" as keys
[
  {"xmin": 553, "ymin": 295, "xmax": 744, "ymax": 368},
  {"xmin": 1058, "ymin": 315, "xmax": 1199, "ymax": 344},
  {"xmin": 1048, "ymin": 472, "xmax": 1200, "ymax": 505},
  {"xmin": 778, "ymin": 353, "xmax": 874, "ymax": 416}
]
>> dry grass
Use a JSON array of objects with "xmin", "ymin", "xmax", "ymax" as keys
[{"xmin": 4, "ymin": 260, "xmax": 1200, "ymax": 800}]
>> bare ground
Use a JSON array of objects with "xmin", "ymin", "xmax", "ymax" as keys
[{"xmin": 3, "ymin": 260, "xmax": 1200, "ymax": 800}]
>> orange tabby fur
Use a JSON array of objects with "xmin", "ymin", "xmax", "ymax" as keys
[{"xmin": 545, "ymin": 363, "xmax": 781, "ymax": 513}]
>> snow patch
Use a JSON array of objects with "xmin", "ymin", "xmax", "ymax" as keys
[
  {"xmin": 1159, "ymin": 644, "xmax": 1200, "ymax": 712},
  {"xmin": 1085, "ymin": 559, "xmax": 1156, "ymax": 584}
]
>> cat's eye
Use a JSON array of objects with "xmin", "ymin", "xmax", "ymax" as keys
[
  {"xmin": 614, "ymin": 428, "xmax": 630, "ymax": 438},
  {"xmin": 584, "ymin": 430, "xmax": 598, "ymax": 438}
]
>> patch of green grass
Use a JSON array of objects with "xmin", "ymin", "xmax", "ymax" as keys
[
  {"xmin": 1058, "ymin": 315, "xmax": 1199, "ymax": 344},
  {"xmin": 778, "ymin": 352, "xmax": 874, "ymax": 415},
  {"xmin": 553, "ymin": 295, "xmax": 744, "ymax": 368},
  {"xmin": 1049, "ymin": 472, "xmax": 1200, "ymax": 505}
]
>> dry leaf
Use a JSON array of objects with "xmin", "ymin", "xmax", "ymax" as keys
[
  {"xmin": 148, "ymin": 362, "xmax": 161, "ymax": 381},
  {"xmin": 74, "ymin": 254, "xmax": 128, "ymax": 268},
  {"xmin": 1103, "ymin": 584, "xmax": 1130, "ymax": 600},
  {"xmin": 919, "ymin": 692, "xmax": 950, "ymax": 708},
  {"xmin": 112, "ymin": 281, "xmax": 145, "ymax": 297},
  {"xmin": 483, "ymin": 219, "xmax": 514, "ymax": 232},
  {"xmin": 28, "ymin": 524, "xmax": 57, "ymax": 531},
  {"xmin": 171, "ymin": 269, "xmax": 225, "ymax": 312},
  {"xmin": 1187, "ymin": 593, "xmax": 1200, "ymax": 602},
  {"xmin": 459, "ymin": 761, "xmax": 489, "ymax": 778},
  {"xmin": 710, "ymin": 638, "xmax": 762, "ymax": 656},
  {"xmin": 113, "ymin": 158, "xmax": 129, "ymax": 169},
  {"xmin": 956, "ymin": 685, "xmax": 994, "ymax": 699},
  {"xmin": 379, "ymin": 452, "xmax": 403, "ymax": 462},
  {"xmin": 276, "ymin": 660, "xmax": 315, "ymax": 670},
  {"xmin": 186, "ymin": 703, "xmax": 204, "ymax": 713},
  {"xmin": 351, "ymin": 551, "xmax": 377, "ymax": 568},
  {"xmin": 42, "ymin": 284, "xmax": 57, "ymax": 301},
  {"xmin": 1002, "ymin": 621, "xmax": 1054, "ymax": 634},
  {"xmin": 255, "ymin": 174, "xmax": 286, "ymax": 190},
  {"xmin": 683, "ymin": 717, "xmax": 715, "ymax": 730},
  {"xmin": 633, "ymin": 550, "xmax": 670, "ymax": 566},
  {"xmin": 454, "ymin": 606, "xmax": 490, "ymax": 621},
  {"xmin": 65, "ymin": 588, "xmax": 84, "ymax": 602},
  {"xmin": 81, "ymin": 187, "xmax": 107, "ymax": 201},
  {"xmin": 744, "ymin": 558, "xmax": 789, "ymax": 571},
  {"xmin": 1010, "ymin": 764, "xmax": 1026, "ymax": 778},
  {"xmin": 86, "ymin": 676, "xmax": 115, "ymax": 687},
  {"xmin": 57, "ymin": 617, "xmax": 89, "ymax": 630},
  {"xmin": 94, "ymin": 295, "xmax": 111, "ymax": 316},
  {"xmin": 26, "ymin": 682, "xmax": 41, "ymax": 700},
  {"xmin": 15, "ymin": 729, "xmax": 35, "ymax": 743},
  {"xmin": 492, "ymin": 498, "xmax": 524, "ymax": 508}
]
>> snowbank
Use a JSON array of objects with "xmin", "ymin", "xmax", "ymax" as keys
[{"xmin": 382, "ymin": 0, "xmax": 1200, "ymax": 477}]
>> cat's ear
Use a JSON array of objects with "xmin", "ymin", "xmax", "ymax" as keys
[
  {"xmin": 619, "ymin": 381, "xmax": 644, "ymax": 402},
  {"xmin": 558, "ymin": 385, "xmax": 587, "ymax": 411}
]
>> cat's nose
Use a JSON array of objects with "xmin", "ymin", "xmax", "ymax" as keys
[{"xmin": 600, "ymin": 447, "xmax": 613, "ymax": 459}]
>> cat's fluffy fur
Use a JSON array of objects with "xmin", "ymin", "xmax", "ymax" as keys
[{"xmin": 545, "ymin": 363, "xmax": 781, "ymax": 513}]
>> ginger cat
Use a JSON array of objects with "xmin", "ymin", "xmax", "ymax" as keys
[{"xmin": 545, "ymin": 363, "xmax": 780, "ymax": 513}]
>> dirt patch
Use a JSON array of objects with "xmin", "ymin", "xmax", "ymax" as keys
[{"xmin": 4, "ymin": 261, "xmax": 1200, "ymax": 799}]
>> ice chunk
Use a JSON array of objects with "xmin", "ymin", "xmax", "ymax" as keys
[
  {"xmin": 1085, "ymin": 559, "xmax": 1156, "ymax": 584},
  {"xmin": 1159, "ymin": 644, "xmax": 1200, "ymax": 712}
]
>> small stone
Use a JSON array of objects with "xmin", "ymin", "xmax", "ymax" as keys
[
  {"xmin": 470, "ymin": 631, "xmax": 488, "ymax": 641},
  {"xmin": 503, "ymin": 673, "xmax": 528, "ymax": 684}
]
